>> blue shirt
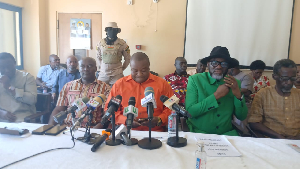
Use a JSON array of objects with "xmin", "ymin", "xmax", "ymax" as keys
[
  {"xmin": 51, "ymin": 69, "xmax": 81, "ymax": 94},
  {"xmin": 37, "ymin": 65, "xmax": 65, "ymax": 88}
]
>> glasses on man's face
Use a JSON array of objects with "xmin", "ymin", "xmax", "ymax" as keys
[
  {"xmin": 210, "ymin": 61, "xmax": 228, "ymax": 68},
  {"xmin": 277, "ymin": 75, "xmax": 297, "ymax": 82}
]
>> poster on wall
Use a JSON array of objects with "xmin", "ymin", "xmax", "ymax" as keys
[{"xmin": 70, "ymin": 18, "xmax": 91, "ymax": 49}]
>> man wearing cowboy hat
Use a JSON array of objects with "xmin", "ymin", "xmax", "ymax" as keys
[
  {"xmin": 185, "ymin": 46, "xmax": 248, "ymax": 136},
  {"xmin": 96, "ymin": 22, "xmax": 131, "ymax": 85}
]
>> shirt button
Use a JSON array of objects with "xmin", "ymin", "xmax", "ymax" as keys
[
  {"xmin": 218, "ymin": 102, "xmax": 221, "ymax": 105},
  {"xmin": 216, "ymin": 126, "xmax": 219, "ymax": 129},
  {"xmin": 285, "ymin": 97, "xmax": 288, "ymax": 100},
  {"xmin": 285, "ymin": 108, "xmax": 288, "ymax": 110},
  {"xmin": 286, "ymin": 118, "xmax": 289, "ymax": 120},
  {"xmin": 217, "ymin": 114, "xmax": 220, "ymax": 117}
]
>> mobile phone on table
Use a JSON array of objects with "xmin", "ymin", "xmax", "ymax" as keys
[
  {"xmin": 32, "ymin": 125, "xmax": 54, "ymax": 135},
  {"xmin": 45, "ymin": 124, "xmax": 67, "ymax": 136}
]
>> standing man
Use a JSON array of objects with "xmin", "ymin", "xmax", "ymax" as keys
[
  {"xmin": 0, "ymin": 52, "xmax": 37, "ymax": 122},
  {"xmin": 185, "ymin": 46, "xmax": 248, "ymax": 136},
  {"xmin": 51, "ymin": 55, "xmax": 81, "ymax": 100},
  {"xmin": 249, "ymin": 59, "xmax": 300, "ymax": 139},
  {"xmin": 96, "ymin": 22, "xmax": 131, "ymax": 85},
  {"xmin": 164, "ymin": 57, "xmax": 189, "ymax": 107},
  {"xmin": 48, "ymin": 57, "xmax": 111, "ymax": 128},
  {"xmin": 187, "ymin": 59, "xmax": 207, "ymax": 75},
  {"xmin": 36, "ymin": 54, "xmax": 65, "ymax": 93},
  {"xmin": 105, "ymin": 52, "xmax": 173, "ymax": 131}
]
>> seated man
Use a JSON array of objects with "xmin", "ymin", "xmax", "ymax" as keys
[
  {"xmin": 0, "ymin": 52, "xmax": 37, "ymax": 122},
  {"xmin": 51, "ymin": 56, "xmax": 81, "ymax": 100},
  {"xmin": 48, "ymin": 57, "xmax": 111, "ymax": 128},
  {"xmin": 105, "ymin": 52, "xmax": 173, "ymax": 131},
  {"xmin": 229, "ymin": 58, "xmax": 254, "ymax": 102},
  {"xmin": 249, "ymin": 59, "xmax": 300, "ymax": 139},
  {"xmin": 187, "ymin": 59, "xmax": 207, "ymax": 75},
  {"xmin": 164, "ymin": 57, "xmax": 189, "ymax": 107},
  {"xmin": 294, "ymin": 64, "xmax": 300, "ymax": 89},
  {"xmin": 185, "ymin": 46, "xmax": 248, "ymax": 136},
  {"xmin": 36, "ymin": 54, "xmax": 65, "ymax": 93}
]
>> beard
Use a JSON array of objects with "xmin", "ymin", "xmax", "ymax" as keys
[
  {"xmin": 208, "ymin": 66, "xmax": 227, "ymax": 80},
  {"xmin": 211, "ymin": 74, "xmax": 224, "ymax": 80},
  {"xmin": 281, "ymin": 86, "xmax": 293, "ymax": 93}
]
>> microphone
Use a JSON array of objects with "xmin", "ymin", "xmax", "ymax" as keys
[
  {"xmin": 71, "ymin": 94, "xmax": 107, "ymax": 131},
  {"xmin": 160, "ymin": 95, "xmax": 192, "ymax": 118},
  {"xmin": 123, "ymin": 97, "xmax": 138, "ymax": 131},
  {"xmin": 100, "ymin": 95, "xmax": 122, "ymax": 125},
  {"xmin": 91, "ymin": 129, "xmax": 112, "ymax": 152},
  {"xmin": 53, "ymin": 97, "xmax": 89, "ymax": 123},
  {"xmin": 115, "ymin": 124, "xmax": 131, "ymax": 146},
  {"xmin": 141, "ymin": 87, "xmax": 157, "ymax": 119}
]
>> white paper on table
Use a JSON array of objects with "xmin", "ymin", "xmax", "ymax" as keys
[{"xmin": 195, "ymin": 135, "xmax": 241, "ymax": 157}]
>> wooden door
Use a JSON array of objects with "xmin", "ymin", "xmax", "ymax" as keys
[{"xmin": 57, "ymin": 13, "xmax": 102, "ymax": 63}]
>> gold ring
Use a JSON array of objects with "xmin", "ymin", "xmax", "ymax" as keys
[{"xmin": 231, "ymin": 83, "xmax": 233, "ymax": 85}]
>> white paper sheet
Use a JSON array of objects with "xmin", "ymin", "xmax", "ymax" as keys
[{"xmin": 196, "ymin": 135, "xmax": 241, "ymax": 157}]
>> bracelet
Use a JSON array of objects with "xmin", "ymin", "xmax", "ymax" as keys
[{"xmin": 157, "ymin": 117, "xmax": 162, "ymax": 126}]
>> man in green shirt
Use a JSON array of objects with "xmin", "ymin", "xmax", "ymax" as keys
[{"xmin": 185, "ymin": 46, "xmax": 248, "ymax": 136}]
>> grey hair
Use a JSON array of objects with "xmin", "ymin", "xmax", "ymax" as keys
[{"xmin": 273, "ymin": 59, "xmax": 297, "ymax": 75}]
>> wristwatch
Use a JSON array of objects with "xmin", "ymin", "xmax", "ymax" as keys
[
  {"xmin": 237, "ymin": 95, "xmax": 244, "ymax": 101},
  {"xmin": 157, "ymin": 117, "xmax": 162, "ymax": 126}
]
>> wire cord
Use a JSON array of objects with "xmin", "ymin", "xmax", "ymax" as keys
[{"xmin": 0, "ymin": 128, "xmax": 76, "ymax": 169}]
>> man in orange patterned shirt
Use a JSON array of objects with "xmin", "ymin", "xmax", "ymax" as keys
[{"xmin": 48, "ymin": 57, "xmax": 111, "ymax": 128}]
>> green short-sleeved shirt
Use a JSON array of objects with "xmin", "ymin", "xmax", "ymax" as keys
[{"xmin": 185, "ymin": 72, "xmax": 248, "ymax": 136}]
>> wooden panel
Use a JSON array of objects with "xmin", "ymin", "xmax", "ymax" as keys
[{"xmin": 58, "ymin": 13, "xmax": 102, "ymax": 64}]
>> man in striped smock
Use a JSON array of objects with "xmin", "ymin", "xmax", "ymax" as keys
[{"xmin": 48, "ymin": 57, "xmax": 111, "ymax": 129}]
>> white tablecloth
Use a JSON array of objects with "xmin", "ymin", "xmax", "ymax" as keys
[{"xmin": 0, "ymin": 122, "xmax": 299, "ymax": 169}]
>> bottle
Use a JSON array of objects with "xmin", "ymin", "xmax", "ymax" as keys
[
  {"xmin": 195, "ymin": 142, "xmax": 206, "ymax": 169},
  {"xmin": 168, "ymin": 111, "xmax": 176, "ymax": 138},
  {"xmin": 43, "ymin": 87, "xmax": 47, "ymax": 94}
]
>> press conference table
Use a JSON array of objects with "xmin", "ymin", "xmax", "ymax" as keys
[{"xmin": 0, "ymin": 122, "xmax": 299, "ymax": 169}]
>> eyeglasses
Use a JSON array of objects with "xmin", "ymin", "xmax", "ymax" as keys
[
  {"xmin": 276, "ymin": 75, "xmax": 297, "ymax": 82},
  {"xmin": 210, "ymin": 61, "xmax": 228, "ymax": 68}
]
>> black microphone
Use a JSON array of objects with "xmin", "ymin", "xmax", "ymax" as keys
[
  {"xmin": 123, "ymin": 97, "xmax": 138, "ymax": 132},
  {"xmin": 100, "ymin": 95, "xmax": 122, "ymax": 125},
  {"xmin": 160, "ymin": 95, "xmax": 192, "ymax": 118},
  {"xmin": 141, "ymin": 87, "xmax": 156, "ymax": 119},
  {"xmin": 71, "ymin": 94, "xmax": 106, "ymax": 131},
  {"xmin": 91, "ymin": 129, "xmax": 112, "ymax": 152},
  {"xmin": 53, "ymin": 97, "xmax": 90, "ymax": 123}
]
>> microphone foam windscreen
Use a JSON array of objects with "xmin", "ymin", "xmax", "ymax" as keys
[
  {"xmin": 82, "ymin": 97, "xmax": 90, "ymax": 103},
  {"xmin": 160, "ymin": 95, "xmax": 169, "ymax": 103},
  {"xmin": 94, "ymin": 94, "xmax": 107, "ymax": 104},
  {"xmin": 128, "ymin": 97, "xmax": 136, "ymax": 106},
  {"xmin": 116, "ymin": 95, "xmax": 122, "ymax": 101},
  {"xmin": 144, "ymin": 87, "xmax": 154, "ymax": 96}
]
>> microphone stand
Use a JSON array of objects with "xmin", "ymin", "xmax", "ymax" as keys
[
  {"xmin": 167, "ymin": 111, "xmax": 187, "ymax": 147},
  {"xmin": 126, "ymin": 127, "xmax": 138, "ymax": 146},
  {"xmin": 106, "ymin": 113, "xmax": 122, "ymax": 146},
  {"xmin": 77, "ymin": 112, "xmax": 100, "ymax": 145},
  {"xmin": 138, "ymin": 103, "xmax": 162, "ymax": 149}
]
